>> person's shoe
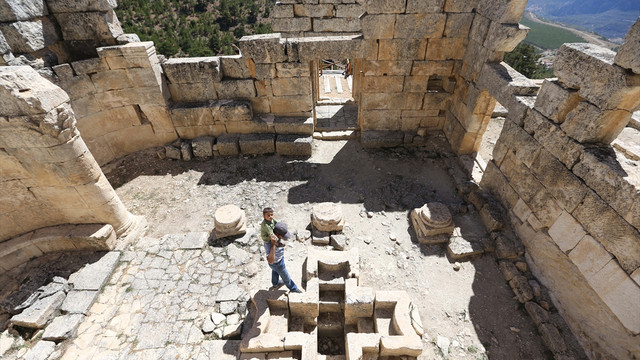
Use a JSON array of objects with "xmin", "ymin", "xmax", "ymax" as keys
[
  {"xmin": 269, "ymin": 282, "xmax": 284, "ymax": 290},
  {"xmin": 290, "ymin": 288, "xmax": 303, "ymax": 293}
]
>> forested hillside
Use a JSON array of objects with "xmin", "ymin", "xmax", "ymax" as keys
[{"xmin": 115, "ymin": 0, "xmax": 275, "ymax": 57}]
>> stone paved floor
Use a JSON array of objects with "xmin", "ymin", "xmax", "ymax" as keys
[
  {"xmin": 315, "ymin": 104, "xmax": 358, "ymax": 131},
  {"xmin": 60, "ymin": 233, "xmax": 261, "ymax": 360}
]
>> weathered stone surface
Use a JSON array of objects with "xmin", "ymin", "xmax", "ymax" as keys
[
  {"xmin": 406, "ymin": 0, "xmax": 444, "ymax": 13},
  {"xmin": 293, "ymin": 35, "xmax": 364, "ymax": 61},
  {"xmin": 238, "ymin": 133, "xmax": 275, "ymax": 155},
  {"xmin": 444, "ymin": 13, "xmax": 474, "ymax": 38},
  {"xmin": 530, "ymin": 149, "xmax": 587, "ymax": 212},
  {"xmin": 220, "ymin": 55, "xmax": 255, "ymax": 79},
  {"xmin": 239, "ymin": 34, "xmax": 287, "ymax": 64},
  {"xmin": 572, "ymin": 190, "xmax": 640, "ymax": 274},
  {"xmin": 362, "ymin": 0, "xmax": 406, "ymax": 14},
  {"xmin": 313, "ymin": 18, "xmax": 361, "ymax": 33},
  {"xmin": 335, "ymin": 4, "xmax": 365, "ymax": 18},
  {"xmin": 181, "ymin": 141, "xmax": 193, "ymax": 160},
  {"xmin": 68, "ymin": 251, "xmax": 120, "ymax": 291},
  {"xmin": 444, "ymin": 0, "xmax": 478, "ymax": 13},
  {"xmin": 498, "ymin": 260, "xmax": 519, "ymax": 281},
  {"xmin": 447, "ymin": 236, "xmax": 485, "ymax": 260},
  {"xmin": 476, "ymin": 0, "xmax": 527, "ymax": 24},
  {"xmin": 271, "ymin": 17, "xmax": 312, "ymax": 33},
  {"xmin": 0, "ymin": 0, "xmax": 48, "ymax": 21},
  {"xmin": 42, "ymin": 314, "xmax": 84, "ymax": 341},
  {"xmin": 568, "ymin": 235, "xmax": 613, "ymax": 281},
  {"xmin": 330, "ymin": 234, "xmax": 347, "ymax": 251},
  {"xmin": 484, "ymin": 22, "xmax": 529, "ymax": 52},
  {"xmin": 192, "ymin": 137, "xmax": 214, "ymax": 158},
  {"xmin": 55, "ymin": 10, "xmax": 123, "ymax": 41},
  {"xmin": 554, "ymin": 43, "xmax": 640, "ymax": 112},
  {"xmin": 216, "ymin": 79, "xmax": 256, "ymax": 99},
  {"xmin": 294, "ymin": 4, "xmax": 334, "ymax": 18},
  {"xmin": 0, "ymin": 19, "xmax": 58, "ymax": 54},
  {"xmin": 548, "ymin": 211, "xmax": 586, "ymax": 253},
  {"xmin": 524, "ymin": 301, "xmax": 549, "ymax": 327},
  {"xmin": 509, "ymin": 275, "xmax": 534, "ymax": 303},
  {"xmin": 215, "ymin": 134, "xmax": 239, "ymax": 156},
  {"xmin": 271, "ymin": 77, "xmax": 311, "ymax": 97},
  {"xmin": 614, "ymin": 17, "xmax": 640, "ymax": 74},
  {"xmin": 24, "ymin": 340, "xmax": 55, "ymax": 360},
  {"xmin": 562, "ymin": 101, "xmax": 631, "ymax": 144},
  {"xmin": 394, "ymin": 14, "xmax": 446, "ymax": 39},
  {"xmin": 163, "ymin": 57, "xmax": 221, "ymax": 84},
  {"xmin": 275, "ymin": 134, "xmax": 312, "ymax": 156},
  {"xmin": 361, "ymin": 14, "xmax": 396, "ymax": 39},
  {"xmin": 10, "ymin": 291, "xmax": 65, "ymax": 328},
  {"xmin": 165, "ymin": 144, "xmax": 181, "ymax": 160},
  {"xmin": 48, "ymin": 0, "xmax": 117, "ymax": 13},
  {"xmin": 312, "ymin": 202, "xmax": 344, "ymax": 232},
  {"xmin": 60, "ymin": 290, "xmax": 99, "ymax": 314},
  {"xmin": 534, "ymin": 80, "xmax": 582, "ymax": 124},
  {"xmin": 539, "ymin": 323, "xmax": 567, "ymax": 353},
  {"xmin": 494, "ymin": 233, "xmax": 518, "ymax": 259}
]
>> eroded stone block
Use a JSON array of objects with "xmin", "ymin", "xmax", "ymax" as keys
[{"xmin": 614, "ymin": 18, "xmax": 640, "ymax": 74}]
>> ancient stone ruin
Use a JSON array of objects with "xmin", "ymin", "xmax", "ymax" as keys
[{"xmin": 0, "ymin": 0, "xmax": 639, "ymax": 359}]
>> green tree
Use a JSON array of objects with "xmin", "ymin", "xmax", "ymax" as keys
[{"xmin": 504, "ymin": 43, "xmax": 554, "ymax": 79}]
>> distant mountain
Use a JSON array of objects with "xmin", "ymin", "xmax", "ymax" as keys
[{"xmin": 526, "ymin": 0, "xmax": 639, "ymax": 41}]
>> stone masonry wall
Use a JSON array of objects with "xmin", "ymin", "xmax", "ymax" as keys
[
  {"xmin": 0, "ymin": 66, "xmax": 136, "ymax": 242},
  {"xmin": 478, "ymin": 21, "xmax": 640, "ymax": 359},
  {"xmin": 0, "ymin": 0, "xmax": 124, "ymax": 74},
  {"xmin": 52, "ymin": 41, "xmax": 178, "ymax": 165}
]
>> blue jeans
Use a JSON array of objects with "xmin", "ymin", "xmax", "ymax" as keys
[{"xmin": 269, "ymin": 258, "xmax": 299, "ymax": 291}]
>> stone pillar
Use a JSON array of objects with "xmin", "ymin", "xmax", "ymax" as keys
[{"xmin": 0, "ymin": 66, "xmax": 136, "ymax": 241}]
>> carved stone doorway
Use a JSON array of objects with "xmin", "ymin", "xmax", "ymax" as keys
[{"xmin": 312, "ymin": 59, "xmax": 362, "ymax": 133}]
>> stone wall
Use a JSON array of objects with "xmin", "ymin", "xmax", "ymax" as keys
[
  {"xmin": 0, "ymin": 0, "xmax": 123, "ymax": 75},
  {"xmin": 0, "ymin": 66, "xmax": 136, "ymax": 242},
  {"xmin": 52, "ymin": 41, "xmax": 177, "ymax": 165},
  {"xmin": 478, "ymin": 21, "xmax": 640, "ymax": 359}
]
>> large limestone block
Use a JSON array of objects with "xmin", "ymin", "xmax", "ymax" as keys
[
  {"xmin": 410, "ymin": 60, "xmax": 454, "ymax": 77},
  {"xmin": 360, "ymin": 130, "xmax": 404, "ymax": 148},
  {"xmin": 313, "ymin": 18, "xmax": 361, "ymax": 33},
  {"xmin": 168, "ymin": 82, "xmax": 217, "ymax": 103},
  {"xmin": 216, "ymin": 79, "xmax": 256, "ymax": 99},
  {"xmin": 361, "ymin": 92, "xmax": 423, "ymax": 111},
  {"xmin": 586, "ymin": 260, "xmax": 640, "ymax": 334},
  {"xmin": 533, "ymin": 80, "xmax": 582, "ymax": 124},
  {"xmin": 270, "ymin": 95, "xmax": 312, "ymax": 116},
  {"xmin": 444, "ymin": 13, "xmax": 474, "ymax": 38},
  {"xmin": 554, "ymin": 43, "xmax": 640, "ymax": 112},
  {"xmin": 572, "ymin": 190, "xmax": 640, "ymax": 274},
  {"xmin": 275, "ymin": 135, "xmax": 312, "ymax": 156},
  {"xmin": 215, "ymin": 134, "xmax": 239, "ymax": 156},
  {"xmin": 162, "ymin": 57, "xmax": 221, "ymax": 84},
  {"xmin": 484, "ymin": 22, "xmax": 529, "ymax": 52},
  {"xmin": 170, "ymin": 106, "xmax": 215, "ymax": 128},
  {"xmin": 42, "ymin": 314, "xmax": 84, "ymax": 341},
  {"xmin": 239, "ymin": 34, "xmax": 287, "ymax": 64},
  {"xmin": 0, "ymin": 66, "xmax": 70, "ymax": 117},
  {"xmin": 220, "ymin": 55, "xmax": 255, "ymax": 79},
  {"xmin": 335, "ymin": 4, "xmax": 365, "ymax": 19},
  {"xmin": 572, "ymin": 146, "xmax": 639, "ymax": 225},
  {"xmin": 444, "ymin": 0, "xmax": 478, "ymax": 13},
  {"xmin": 71, "ymin": 58, "xmax": 109, "ymax": 75},
  {"xmin": 271, "ymin": 77, "xmax": 311, "ymax": 97},
  {"xmin": 530, "ymin": 149, "xmax": 587, "ymax": 213},
  {"xmin": 568, "ymin": 235, "xmax": 613, "ymax": 281},
  {"xmin": 48, "ymin": 0, "xmax": 117, "ymax": 13},
  {"xmin": 378, "ymin": 39, "xmax": 427, "ymax": 61},
  {"xmin": 0, "ymin": 0, "xmax": 48, "ymax": 21},
  {"xmin": 393, "ymin": 14, "xmax": 446, "ymax": 39},
  {"xmin": 10, "ymin": 291, "xmax": 65, "ymax": 328},
  {"xmin": 55, "ymin": 10, "xmax": 123, "ymax": 41},
  {"xmin": 476, "ymin": 0, "xmax": 527, "ymax": 24},
  {"xmin": 406, "ymin": 0, "xmax": 444, "ymax": 13},
  {"xmin": 346, "ymin": 333, "xmax": 380, "ymax": 360},
  {"xmin": 523, "ymin": 109, "xmax": 584, "ymax": 169},
  {"xmin": 215, "ymin": 100, "xmax": 253, "ymax": 123},
  {"xmin": 271, "ymin": 17, "xmax": 312, "ymax": 33},
  {"xmin": 361, "ymin": 0, "xmax": 406, "ymax": 14},
  {"xmin": 359, "ymin": 109, "xmax": 402, "ymax": 130},
  {"xmin": 344, "ymin": 278, "xmax": 374, "ymax": 320},
  {"xmin": 614, "ymin": 18, "xmax": 640, "ymax": 74},
  {"xmin": 0, "ymin": 19, "xmax": 59, "ymax": 53},
  {"xmin": 0, "ymin": 30, "xmax": 10, "ymax": 54},
  {"xmin": 361, "ymin": 14, "xmax": 395, "ymax": 39},
  {"xmin": 548, "ymin": 211, "xmax": 587, "ymax": 253},
  {"xmin": 293, "ymin": 35, "xmax": 364, "ymax": 61},
  {"xmin": 364, "ymin": 60, "xmax": 412, "ymax": 76},
  {"xmin": 477, "ymin": 62, "xmax": 539, "ymax": 108},
  {"xmin": 238, "ymin": 134, "xmax": 275, "ymax": 155},
  {"xmin": 561, "ymin": 101, "xmax": 631, "ymax": 144},
  {"xmin": 294, "ymin": 4, "xmax": 333, "ymax": 18},
  {"xmin": 362, "ymin": 76, "xmax": 404, "ymax": 93},
  {"xmin": 273, "ymin": 116, "xmax": 313, "ymax": 135},
  {"xmin": 425, "ymin": 37, "xmax": 466, "ymax": 60},
  {"xmin": 275, "ymin": 62, "xmax": 308, "ymax": 78}
]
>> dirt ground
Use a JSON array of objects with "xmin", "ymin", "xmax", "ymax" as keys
[{"xmin": 101, "ymin": 131, "xmax": 584, "ymax": 360}]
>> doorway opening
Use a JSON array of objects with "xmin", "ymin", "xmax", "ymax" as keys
[{"xmin": 313, "ymin": 59, "xmax": 361, "ymax": 133}]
